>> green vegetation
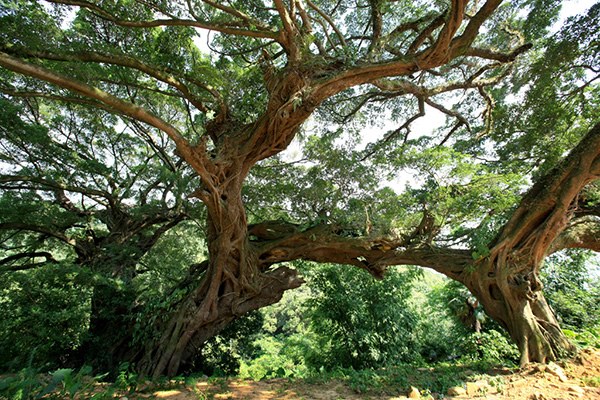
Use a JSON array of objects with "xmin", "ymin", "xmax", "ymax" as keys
[{"xmin": 0, "ymin": 0, "xmax": 599, "ymax": 396}]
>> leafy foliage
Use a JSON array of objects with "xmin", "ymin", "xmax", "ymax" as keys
[
  {"xmin": 542, "ymin": 250, "xmax": 600, "ymax": 331},
  {"xmin": 304, "ymin": 265, "xmax": 421, "ymax": 370},
  {"xmin": 0, "ymin": 263, "xmax": 91, "ymax": 371}
]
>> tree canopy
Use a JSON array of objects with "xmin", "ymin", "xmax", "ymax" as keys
[{"xmin": 0, "ymin": 0, "xmax": 598, "ymax": 377}]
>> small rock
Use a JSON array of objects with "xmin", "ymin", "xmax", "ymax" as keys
[
  {"xmin": 487, "ymin": 384, "xmax": 500, "ymax": 394},
  {"xmin": 447, "ymin": 386, "xmax": 467, "ymax": 396},
  {"xmin": 532, "ymin": 364, "xmax": 547, "ymax": 373},
  {"xmin": 510, "ymin": 378, "xmax": 527, "ymax": 387},
  {"xmin": 528, "ymin": 394, "xmax": 547, "ymax": 400},
  {"xmin": 568, "ymin": 385, "xmax": 585, "ymax": 394},
  {"xmin": 467, "ymin": 382, "xmax": 482, "ymax": 396},
  {"xmin": 466, "ymin": 381, "xmax": 486, "ymax": 395},
  {"xmin": 408, "ymin": 386, "xmax": 420, "ymax": 398},
  {"xmin": 546, "ymin": 361, "xmax": 568, "ymax": 382}
]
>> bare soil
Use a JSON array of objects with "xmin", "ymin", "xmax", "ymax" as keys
[{"xmin": 129, "ymin": 349, "xmax": 600, "ymax": 400}]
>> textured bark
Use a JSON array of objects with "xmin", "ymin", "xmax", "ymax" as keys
[
  {"xmin": 461, "ymin": 123, "xmax": 600, "ymax": 364},
  {"xmin": 137, "ymin": 172, "xmax": 304, "ymax": 378},
  {"xmin": 463, "ymin": 258, "xmax": 576, "ymax": 366}
]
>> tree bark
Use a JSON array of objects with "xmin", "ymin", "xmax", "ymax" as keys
[
  {"xmin": 462, "ymin": 257, "xmax": 576, "ymax": 366},
  {"xmin": 138, "ymin": 179, "xmax": 303, "ymax": 378}
]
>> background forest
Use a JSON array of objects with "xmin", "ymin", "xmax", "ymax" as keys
[{"xmin": 0, "ymin": 0, "xmax": 600, "ymax": 397}]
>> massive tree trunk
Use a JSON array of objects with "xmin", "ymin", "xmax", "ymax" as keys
[
  {"xmin": 138, "ymin": 176, "xmax": 303, "ymax": 378},
  {"xmin": 73, "ymin": 210, "xmax": 187, "ymax": 372},
  {"xmin": 461, "ymin": 122, "xmax": 600, "ymax": 364},
  {"xmin": 463, "ymin": 257, "xmax": 575, "ymax": 366},
  {"xmin": 84, "ymin": 278, "xmax": 138, "ymax": 370}
]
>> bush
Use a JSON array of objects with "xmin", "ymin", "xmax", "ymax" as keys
[
  {"xmin": 461, "ymin": 330, "xmax": 520, "ymax": 364},
  {"xmin": 0, "ymin": 264, "xmax": 91, "ymax": 371},
  {"xmin": 238, "ymin": 335, "xmax": 311, "ymax": 380},
  {"xmin": 304, "ymin": 265, "xmax": 421, "ymax": 370},
  {"xmin": 0, "ymin": 366, "xmax": 111, "ymax": 400}
]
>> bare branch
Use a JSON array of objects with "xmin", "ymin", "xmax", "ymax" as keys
[
  {"xmin": 450, "ymin": 0, "xmax": 503, "ymax": 56},
  {"xmin": 421, "ymin": 0, "xmax": 468, "ymax": 64},
  {"xmin": 465, "ymin": 43, "xmax": 533, "ymax": 62},
  {"xmin": 549, "ymin": 217, "xmax": 600, "ymax": 254},
  {"xmin": 273, "ymin": 0, "xmax": 298, "ymax": 58},
  {"xmin": 307, "ymin": 0, "xmax": 347, "ymax": 48},
  {"xmin": 408, "ymin": 12, "xmax": 447, "ymax": 54},
  {"xmin": 252, "ymin": 222, "xmax": 472, "ymax": 280},
  {"xmin": 367, "ymin": 0, "xmax": 383, "ymax": 56},
  {"xmin": 48, "ymin": 0, "xmax": 281, "ymax": 41}
]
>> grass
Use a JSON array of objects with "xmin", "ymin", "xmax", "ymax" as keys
[
  {"xmin": 581, "ymin": 376, "xmax": 600, "ymax": 387},
  {"xmin": 293, "ymin": 361, "xmax": 510, "ymax": 397}
]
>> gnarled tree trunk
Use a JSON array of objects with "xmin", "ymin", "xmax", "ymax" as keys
[
  {"xmin": 463, "ymin": 256, "xmax": 575, "ymax": 366},
  {"xmin": 138, "ymin": 177, "xmax": 303, "ymax": 378},
  {"xmin": 461, "ymin": 122, "xmax": 600, "ymax": 365}
]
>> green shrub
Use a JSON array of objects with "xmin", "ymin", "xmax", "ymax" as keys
[
  {"xmin": 238, "ymin": 335, "xmax": 310, "ymax": 380},
  {"xmin": 461, "ymin": 330, "xmax": 520, "ymax": 364},
  {"xmin": 304, "ymin": 265, "xmax": 421, "ymax": 370},
  {"xmin": 563, "ymin": 327, "xmax": 600, "ymax": 348},
  {"xmin": 0, "ymin": 366, "xmax": 110, "ymax": 400},
  {"xmin": 0, "ymin": 263, "xmax": 92, "ymax": 371}
]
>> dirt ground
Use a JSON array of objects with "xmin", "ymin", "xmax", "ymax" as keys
[{"xmin": 133, "ymin": 349, "xmax": 600, "ymax": 400}]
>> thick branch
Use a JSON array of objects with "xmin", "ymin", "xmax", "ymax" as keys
[
  {"xmin": 310, "ymin": 0, "xmax": 503, "ymax": 103},
  {"xmin": 465, "ymin": 44, "xmax": 533, "ymax": 62},
  {"xmin": 252, "ymin": 222, "xmax": 472, "ymax": 279},
  {"xmin": 0, "ymin": 175, "xmax": 110, "ymax": 199},
  {"xmin": 0, "ymin": 251, "xmax": 58, "ymax": 273},
  {"xmin": 2, "ymin": 47, "xmax": 212, "ymax": 113},
  {"xmin": 49, "ymin": 0, "xmax": 280, "ymax": 41},
  {"xmin": 0, "ymin": 222, "xmax": 74, "ymax": 246},
  {"xmin": 0, "ymin": 51, "xmax": 214, "ymax": 180},
  {"xmin": 549, "ymin": 218, "xmax": 600, "ymax": 253},
  {"xmin": 420, "ymin": 0, "xmax": 467, "ymax": 64},
  {"xmin": 450, "ymin": 0, "xmax": 503, "ymax": 55},
  {"xmin": 273, "ymin": 0, "xmax": 298, "ymax": 59}
]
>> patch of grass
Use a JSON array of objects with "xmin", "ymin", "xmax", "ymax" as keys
[
  {"xmin": 194, "ymin": 386, "xmax": 215, "ymax": 400},
  {"xmin": 207, "ymin": 376, "xmax": 229, "ymax": 391},
  {"xmin": 581, "ymin": 376, "xmax": 600, "ymax": 387},
  {"xmin": 0, "ymin": 366, "xmax": 113, "ymax": 400},
  {"xmin": 288, "ymin": 361, "xmax": 511, "ymax": 397}
]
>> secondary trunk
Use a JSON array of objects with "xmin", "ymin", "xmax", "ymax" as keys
[
  {"xmin": 83, "ymin": 282, "xmax": 137, "ymax": 371},
  {"xmin": 463, "ymin": 255, "xmax": 576, "ymax": 366}
]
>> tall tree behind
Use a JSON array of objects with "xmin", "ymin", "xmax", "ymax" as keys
[{"xmin": 0, "ymin": 98, "xmax": 194, "ymax": 370}]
